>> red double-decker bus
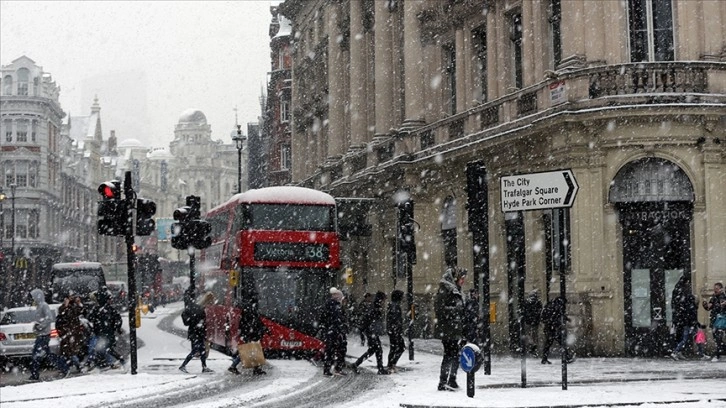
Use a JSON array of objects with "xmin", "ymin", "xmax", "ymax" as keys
[{"xmin": 200, "ymin": 186, "xmax": 339, "ymax": 357}]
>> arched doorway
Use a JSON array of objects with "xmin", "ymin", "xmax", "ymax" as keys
[{"xmin": 609, "ymin": 158, "xmax": 694, "ymax": 357}]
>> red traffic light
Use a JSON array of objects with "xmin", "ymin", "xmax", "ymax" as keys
[{"xmin": 98, "ymin": 181, "xmax": 121, "ymax": 199}]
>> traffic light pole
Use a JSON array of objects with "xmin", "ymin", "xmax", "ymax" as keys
[
  {"xmin": 123, "ymin": 171, "xmax": 139, "ymax": 375},
  {"xmin": 189, "ymin": 252, "xmax": 196, "ymax": 294}
]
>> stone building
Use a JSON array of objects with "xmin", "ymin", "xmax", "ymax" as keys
[{"xmin": 278, "ymin": 0, "xmax": 726, "ymax": 356}]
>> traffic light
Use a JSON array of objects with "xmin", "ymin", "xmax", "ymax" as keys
[
  {"xmin": 97, "ymin": 180, "xmax": 127, "ymax": 236},
  {"xmin": 188, "ymin": 219, "xmax": 212, "ymax": 249},
  {"xmin": 136, "ymin": 198, "xmax": 157, "ymax": 236},
  {"xmin": 397, "ymin": 198, "xmax": 416, "ymax": 264},
  {"xmin": 171, "ymin": 206, "xmax": 191, "ymax": 250}
]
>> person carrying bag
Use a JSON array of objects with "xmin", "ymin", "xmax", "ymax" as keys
[{"xmin": 228, "ymin": 292, "xmax": 268, "ymax": 375}]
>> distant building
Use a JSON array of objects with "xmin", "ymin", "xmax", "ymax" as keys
[{"xmin": 279, "ymin": 0, "xmax": 726, "ymax": 356}]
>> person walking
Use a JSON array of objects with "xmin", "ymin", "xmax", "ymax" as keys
[
  {"xmin": 464, "ymin": 288, "xmax": 481, "ymax": 345},
  {"xmin": 319, "ymin": 287, "xmax": 349, "ymax": 376},
  {"xmin": 671, "ymin": 288, "xmax": 698, "ymax": 360},
  {"xmin": 352, "ymin": 291, "xmax": 389, "ymax": 375},
  {"xmin": 28, "ymin": 288, "xmax": 70, "ymax": 380},
  {"xmin": 522, "ymin": 289, "xmax": 543, "ymax": 356},
  {"xmin": 702, "ymin": 282, "xmax": 726, "ymax": 362},
  {"xmin": 179, "ymin": 291, "xmax": 214, "ymax": 373},
  {"xmin": 56, "ymin": 292, "xmax": 87, "ymax": 372},
  {"xmin": 540, "ymin": 295, "xmax": 574, "ymax": 364},
  {"xmin": 87, "ymin": 287, "xmax": 125, "ymax": 370},
  {"xmin": 434, "ymin": 267, "xmax": 467, "ymax": 391},
  {"xmin": 386, "ymin": 289, "xmax": 405, "ymax": 372},
  {"xmin": 228, "ymin": 293, "xmax": 269, "ymax": 375},
  {"xmin": 355, "ymin": 293, "xmax": 372, "ymax": 346}
]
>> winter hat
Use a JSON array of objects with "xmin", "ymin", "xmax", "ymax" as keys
[
  {"xmin": 330, "ymin": 287, "xmax": 344, "ymax": 300},
  {"xmin": 452, "ymin": 267, "xmax": 467, "ymax": 280}
]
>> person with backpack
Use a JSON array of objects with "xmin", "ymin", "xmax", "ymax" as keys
[
  {"xmin": 434, "ymin": 267, "xmax": 467, "ymax": 391},
  {"xmin": 352, "ymin": 291, "xmax": 389, "ymax": 375},
  {"xmin": 85, "ymin": 287, "xmax": 125, "ymax": 371},
  {"xmin": 179, "ymin": 291, "xmax": 214, "ymax": 373},
  {"xmin": 540, "ymin": 295, "xmax": 574, "ymax": 364},
  {"xmin": 386, "ymin": 289, "xmax": 405, "ymax": 372},
  {"xmin": 522, "ymin": 289, "xmax": 543, "ymax": 356}
]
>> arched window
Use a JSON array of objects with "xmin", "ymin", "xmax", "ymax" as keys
[
  {"xmin": 441, "ymin": 196, "xmax": 458, "ymax": 267},
  {"xmin": 17, "ymin": 68, "xmax": 29, "ymax": 96},
  {"xmin": 3, "ymin": 75, "xmax": 12, "ymax": 95}
]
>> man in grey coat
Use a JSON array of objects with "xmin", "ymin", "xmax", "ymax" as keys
[{"xmin": 29, "ymin": 288, "xmax": 69, "ymax": 380}]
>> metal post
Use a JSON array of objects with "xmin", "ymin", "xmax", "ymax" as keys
[
  {"xmin": 11, "ymin": 184, "xmax": 16, "ymax": 266},
  {"xmin": 406, "ymin": 256, "xmax": 414, "ymax": 360},
  {"xmin": 123, "ymin": 171, "xmax": 139, "ymax": 375},
  {"xmin": 558, "ymin": 208, "xmax": 569, "ymax": 390},
  {"xmin": 189, "ymin": 252, "xmax": 196, "ymax": 293}
]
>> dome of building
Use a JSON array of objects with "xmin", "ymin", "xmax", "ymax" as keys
[
  {"xmin": 117, "ymin": 138, "xmax": 145, "ymax": 149},
  {"xmin": 178, "ymin": 109, "xmax": 207, "ymax": 125}
]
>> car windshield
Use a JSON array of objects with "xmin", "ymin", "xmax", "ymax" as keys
[{"xmin": 0, "ymin": 310, "xmax": 37, "ymax": 325}]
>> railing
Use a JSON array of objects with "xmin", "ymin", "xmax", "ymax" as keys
[{"xmin": 589, "ymin": 63, "xmax": 709, "ymax": 97}]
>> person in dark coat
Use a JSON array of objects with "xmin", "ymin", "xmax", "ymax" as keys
[
  {"xmin": 522, "ymin": 289, "xmax": 543, "ymax": 356},
  {"xmin": 228, "ymin": 292, "xmax": 269, "ymax": 375},
  {"xmin": 319, "ymin": 287, "xmax": 349, "ymax": 376},
  {"xmin": 434, "ymin": 267, "xmax": 466, "ymax": 391},
  {"xmin": 671, "ymin": 288, "xmax": 698, "ymax": 360},
  {"xmin": 354, "ymin": 293, "xmax": 372, "ymax": 346},
  {"xmin": 56, "ymin": 292, "xmax": 87, "ymax": 372},
  {"xmin": 702, "ymin": 282, "xmax": 726, "ymax": 361},
  {"xmin": 86, "ymin": 287, "xmax": 125, "ymax": 370},
  {"xmin": 353, "ymin": 291, "xmax": 389, "ymax": 375},
  {"xmin": 179, "ymin": 292, "xmax": 214, "ymax": 373},
  {"xmin": 386, "ymin": 289, "xmax": 405, "ymax": 372},
  {"xmin": 540, "ymin": 295, "xmax": 573, "ymax": 364},
  {"xmin": 464, "ymin": 288, "xmax": 481, "ymax": 345}
]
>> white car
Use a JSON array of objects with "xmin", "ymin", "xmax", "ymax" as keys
[{"xmin": 0, "ymin": 304, "xmax": 61, "ymax": 359}]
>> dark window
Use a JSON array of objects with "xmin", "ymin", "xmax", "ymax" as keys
[
  {"xmin": 472, "ymin": 25, "xmax": 487, "ymax": 101},
  {"xmin": 548, "ymin": 0, "xmax": 562, "ymax": 68},
  {"xmin": 510, "ymin": 12, "xmax": 523, "ymax": 89},
  {"xmin": 247, "ymin": 204, "xmax": 335, "ymax": 231},
  {"xmin": 629, "ymin": 0, "xmax": 674, "ymax": 62},
  {"xmin": 444, "ymin": 44, "xmax": 457, "ymax": 114}
]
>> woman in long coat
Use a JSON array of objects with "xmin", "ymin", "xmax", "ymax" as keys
[{"xmin": 56, "ymin": 293, "xmax": 87, "ymax": 372}]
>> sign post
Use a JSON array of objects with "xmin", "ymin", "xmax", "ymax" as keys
[
  {"xmin": 460, "ymin": 343, "xmax": 481, "ymax": 398},
  {"xmin": 501, "ymin": 169, "xmax": 578, "ymax": 391}
]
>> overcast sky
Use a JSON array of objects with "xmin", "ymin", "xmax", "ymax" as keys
[{"xmin": 1, "ymin": 0, "xmax": 274, "ymax": 147}]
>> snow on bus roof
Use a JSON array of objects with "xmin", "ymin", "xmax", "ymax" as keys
[
  {"xmin": 52, "ymin": 262, "xmax": 103, "ymax": 270},
  {"xmin": 228, "ymin": 186, "xmax": 335, "ymax": 206}
]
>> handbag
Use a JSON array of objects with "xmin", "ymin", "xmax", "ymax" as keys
[
  {"xmin": 714, "ymin": 314, "xmax": 726, "ymax": 330},
  {"xmin": 238, "ymin": 341, "xmax": 266, "ymax": 368}
]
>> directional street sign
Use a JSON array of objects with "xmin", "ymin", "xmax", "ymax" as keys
[
  {"xmin": 460, "ymin": 343, "xmax": 480, "ymax": 373},
  {"xmin": 501, "ymin": 169, "xmax": 579, "ymax": 212}
]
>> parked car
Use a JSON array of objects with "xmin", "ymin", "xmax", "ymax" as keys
[
  {"xmin": 106, "ymin": 280, "xmax": 128, "ymax": 311},
  {"xmin": 161, "ymin": 283, "xmax": 183, "ymax": 304},
  {"xmin": 0, "ymin": 304, "xmax": 61, "ymax": 361}
]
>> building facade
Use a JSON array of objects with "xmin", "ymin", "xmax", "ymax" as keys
[{"xmin": 279, "ymin": 0, "xmax": 726, "ymax": 356}]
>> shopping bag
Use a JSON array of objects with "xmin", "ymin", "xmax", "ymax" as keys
[
  {"xmin": 238, "ymin": 341, "xmax": 266, "ymax": 368},
  {"xmin": 714, "ymin": 314, "xmax": 726, "ymax": 330}
]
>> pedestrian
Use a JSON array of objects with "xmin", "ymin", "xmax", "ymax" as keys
[
  {"xmin": 356, "ymin": 293, "xmax": 372, "ymax": 346},
  {"xmin": 387, "ymin": 289, "xmax": 405, "ymax": 372},
  {"xmin": 179, "ymin": 291, "xmax": 214, "ymax": 373},
  {"xmin": 56, "ymin": 292, "xmax": 87, "ymax": 372},
  {"xmin": 671, "ymin": 285, "xmax": 698, "ymax": 360},
  {"xmin": 464, "ymin": 288, "xmax": 481, "ymax": 345},
  {"xmin": 28, "ymin": 288, "xmax": 69, "ymax": 380},
  {"xmin": 87, "ymin": 287, "xmax": 126, "ymax": 370},
  {"xmin": 540, "ymin": 295, "xmax": 574, "ymax": 364},
  {"xmin": 695, "ymin": 324, "xmax": 710, "ymax": 360},
  {"xmin": 522, "ymin": 289, "xmax": 543, "ymax": 356},
  {"xmin": 702, "ymin": 282, "xmax": 726, "ymax": 362},
  {"xmin": 318, "ymin": 287, "xmax": 349, "ymax": 376},
  {"xmin": 434, "ymin": 267, "xmax": 467, "ymax": 391},
  {"xmin": 228, "ymin": 292, "xmax": 268, "ymax": 375},
  {"xmin": 352, "ymin": 291, "xmax": 389, "ymax": 375}
]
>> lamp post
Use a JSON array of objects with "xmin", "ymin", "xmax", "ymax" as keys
[
  {"xmin": 10, "ymin": 184, "xmax": 16, "ymax": 264},
  {"xmin": 232, "ymin": 125, "xmax": 246, "ymax": 194},
  {"xmin": 0, "ymin": 187, "xmax": 5, "ymax": 254}
]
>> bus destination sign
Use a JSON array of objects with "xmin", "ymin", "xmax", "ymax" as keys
[{"xmin": 254, "ymin": 242, "xmax": 330, "ymax": 263}]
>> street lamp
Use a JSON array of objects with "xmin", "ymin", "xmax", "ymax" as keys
[
  {"xmin": 232, "ymin": 125, "xmax": 246, "ymax": 194},
  {"xmin": 0, "ymin": 186, "xmax": 5, "ymax": 253}
]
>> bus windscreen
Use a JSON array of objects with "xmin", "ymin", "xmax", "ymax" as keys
[{"xmin": 249, "ymin": 204, "xmax": 334, "ymax": 231}]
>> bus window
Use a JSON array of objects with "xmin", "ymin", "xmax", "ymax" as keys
[{"xmin": 249, "ymin": 204, "xmax": 334, "ymax": 231}]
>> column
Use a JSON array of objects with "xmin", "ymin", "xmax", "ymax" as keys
[
  {"xmin": 374, "ymin": 0, "xmax": 394, "ymax": 139},
  {"xmin": 402, "ymin": 0, "xmax": 425, "ymax": 129},
  {"xmin": 558, "ymin": 0, "xmax": 586, "ymax": 70},
  {"xmin": 348, "ymin": 0, "xmax": 368, "ymax": 149},
  {"xmin": 327, "ymin": 2, "xmax": 346, "ymax": 160}
]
